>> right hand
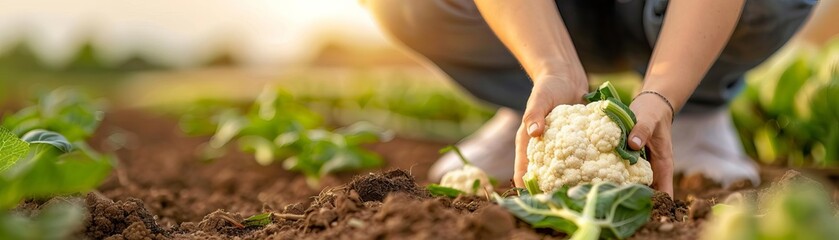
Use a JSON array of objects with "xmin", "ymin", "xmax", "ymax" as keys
[{"xmin": 513, "ymin": 72, "xmax": 588, "ymax": 187}]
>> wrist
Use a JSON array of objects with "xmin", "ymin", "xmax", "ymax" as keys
[
  {"xmin": 531, "ymin": 60, "xmax": 587, "ymax": 90},
  {"xmin": 632, "ymin": 92, "xmax": 675, "ymax": 123}
]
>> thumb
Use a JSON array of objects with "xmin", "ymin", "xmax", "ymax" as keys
[
  {"xmin": 522, "ymin": 100, "xmax": 550, "ymax": 138},
  {"xmin": 628, "ymin": 120, "xmax": 653, "ymax": 151}
]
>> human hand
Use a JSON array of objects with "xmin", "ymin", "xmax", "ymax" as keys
[
  {"xmin": 627, "ymin": 93, "xmax": 675, "ymax": 196},
  {"xmin": 513, "ymin": 73, "xmax": 588, "ymax": 188}
]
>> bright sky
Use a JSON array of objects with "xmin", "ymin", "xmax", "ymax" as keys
[{"xmin": 0, "ymin": 0, "xmax": 390, "ymax": 68}]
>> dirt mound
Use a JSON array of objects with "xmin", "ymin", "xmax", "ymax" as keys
[
  {"xmin": 252, "ymin": 169, "xmax": 516, "ymax": 240},
  {"xmin": 650, "ymin": 191, "xmax": 689, "ymax": 222},
  {"xmin": 84, "ymin": 192, "xmax": 165, "ymax": 239},
  {"xmin": 348, "ymin": 169, "xmax": 429, "ymax": 202},
  {"xmin": 631, "ymin": 192, "xmax": 707, "ymax": 240}
]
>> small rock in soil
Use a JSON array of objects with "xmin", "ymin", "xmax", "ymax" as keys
[{"xmin": 658, "ymin": 223, "xmax": 674, "ymax": 232}]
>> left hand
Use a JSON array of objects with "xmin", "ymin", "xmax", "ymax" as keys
[{"xmin": 626, "ymin": 93, "xmax": 675, "ymax": 196}]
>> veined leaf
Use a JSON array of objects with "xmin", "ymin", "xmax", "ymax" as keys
[
  {"xmin": 0, "ymin": 130, "xmax": 112, "ymax": 209},
  {"xmin": 495, "ymin": 182, "xmax": 653, "ymax": 240},
  {"xmin": 0, "ymin": 128, "xmax": 29, "ymax": 173}
]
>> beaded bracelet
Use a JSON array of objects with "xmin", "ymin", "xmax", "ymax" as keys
[{"xmin": 635, "ymin": 90, "xmax": 675, "ymax": 122}]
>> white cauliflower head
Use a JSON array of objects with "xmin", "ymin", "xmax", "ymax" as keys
[
  {"xmin": 526, "ymin": 100, "xmax": 653, "ymax": 193},
  {"xmin": 440, "ymin": 165, "xmax": 494, "ymax": 195}
]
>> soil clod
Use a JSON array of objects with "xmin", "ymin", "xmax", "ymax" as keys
[
  {"xmin": 348, "ymin": 169, "xmax": 429, "ymax": 202},
  {"xmin": 84, "ymin": 192, "xmax": 164, "ymax": 239}
]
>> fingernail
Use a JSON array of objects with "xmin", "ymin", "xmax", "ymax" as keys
[
  {"xmin": 527, "ymin": 123, "xmax": 538, "ymax": 135},
  {"xmin": 631, "ymin": 136, "xmax": 642, "ymax": 147}
]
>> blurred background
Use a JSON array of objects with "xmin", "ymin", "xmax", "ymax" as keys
[{"xmin": 0, "ymin": 0, "xmax": 837, "ymax": 167}]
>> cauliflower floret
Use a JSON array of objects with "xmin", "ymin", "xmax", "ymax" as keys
[
  {"xmin": 526, "ymin": 100, "xmax": 653, "ymax": 192},
  {"xmin": 440, "ymin": 165, "xmax": 494, "ymax": 195}
]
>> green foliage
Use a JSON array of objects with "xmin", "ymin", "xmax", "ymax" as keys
[
  {"xmin": 426, "ymin": 184, "xmax": 466, "ymax": 198},
  {"xmin": 1, "ymin": 88, "xmax": 104, "ymax": 142},
  {"xmin": 0, "ymin": 202, "xmax": 85, "ymax": 240},
  {"xmin": 0, "ymin": 128, "xmax": 112, "ymax": 209},
  {"xmin": 702, "ymin": 174, "xmax": 839, "ymax": 240},
  {"xmin": 278, "ymin": 125, "xmax": 386, "ymax": 186},
  {"xmin": 286, "ymin": 73, "xmax": 495, "ymax": 141},
  {"xmin": 242, "ymin": 213, "xmax": 273, "ymax": 228},
  {"xmin": 732, "ymin": 40, "xmax": 839, "ymax": 166},
  {"xmin": 0, "ymin": 128, "xmax": 29, "ymax": 172},
  {"xmin": 0, "ymin": 88, "xmax": 112, "ymax": 239},
  {"xmin": 495, "ymin": 182, "xmax": 653, "ymax": 240},
  {"xmin": 0, "ymin": 89, "xmax": 112, "ymax": 208},
  {"xmin": 21, "ymin": 130, "xmax": 74, "ymax": 153},
  {"xmin": 182, "ymin": 87, "xmax": 390, "ymax": 187}
]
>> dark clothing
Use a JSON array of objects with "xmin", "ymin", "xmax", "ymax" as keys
[{"xmin": 366, "ymin": 0, "xmax": 815, "ymax": 113}]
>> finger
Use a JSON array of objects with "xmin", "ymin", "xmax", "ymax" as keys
[
  {"xmin": 628, "ymin": 115, "xmax": 653, "ymax": 151},
  {"xmin": 513, "ymin": 124, "xmax": 530, "ymax": 188},
  {"xmin": 649, "ymin": 128, "xmax": 675, "ymax": 197},
  {"xmin": 522, "ymin": 92, "xmax": 550, "ymax": 138}
]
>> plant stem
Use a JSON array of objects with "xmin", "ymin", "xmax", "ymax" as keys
[
  {"xmin": 569, "ymin": 219, "xmax": 602, "ymax": 240},
  {"xmin": 569, "ymin": 183, "xmax": 603, "ymax": 240},
  {"xmin": 523, "ymin": 172, "xmax": 542, "ymax": 194},
  {"xmin": 273, "ymin": 213, "xmax": 305, "ymax": 220},
  {"xmin": 219, "ymin": 215, "xmax": 245, "ymax": 228},
  {"xmin": 581, "ymin": 183, "xmax": 600, "ymax": 221},
  {"xmin": 452, "ymin": 147, "xmax": 470, "ymax": 166}
]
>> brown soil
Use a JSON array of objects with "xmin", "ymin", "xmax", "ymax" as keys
[
  {"xmin": 84, "ymin": 192, "xmax": 165, "ymax": 239},
  {"xmin": 12, "ymin": 108, "xmax": 839, "ymax": 239}
]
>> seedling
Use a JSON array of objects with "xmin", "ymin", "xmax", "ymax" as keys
[
  {"xmin": 0, "ymin": 89, "xmax": 112, "ymax": 239},
  {"xmin": 182, "ymin": 87, "xmax": 391, "ymax": 187}
]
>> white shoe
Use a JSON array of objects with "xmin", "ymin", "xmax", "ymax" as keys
[
  {"xmin": 672, "ymin": 108, "xmax": 761, "ymax": 187},
  {"xmin": 429, "ymin": 108, "xmax": 519, "ymax": 182}
]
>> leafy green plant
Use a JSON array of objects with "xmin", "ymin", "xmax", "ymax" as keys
[
  {"xmin": 0, "ymin": 128, "xmax": 112, "ymax": 209},
  {"xmin": 183, "ymin": 87, "xmax": 391, "ymax": 187},
  {"xmin": 284, "ymin": 73, "xmax": 495, "ymax": 141},
  {"xmin": 0, "ymin": 201, "xmax": 85, "ymax": 240},
  {"xmin": 702, "ymin": 173, "xmax": 839, "ymax": 240},
  {"xmin": 0, "ymin": 128, "xmax": 111, "ymax": 239},
  {"xmin": 2, "ymin": 88, "xmax": 104, "ymax": 142},
  {"xmin": 731, "ymin": 40, "xmax": 839, "ymax": 166},
  {"xmin": 0, "ymin": 88, "xmax": 112, "ymax": 239},
  {"xmin": 494, "ymin": 182, "xmax": 653, "ymax": 240}
]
